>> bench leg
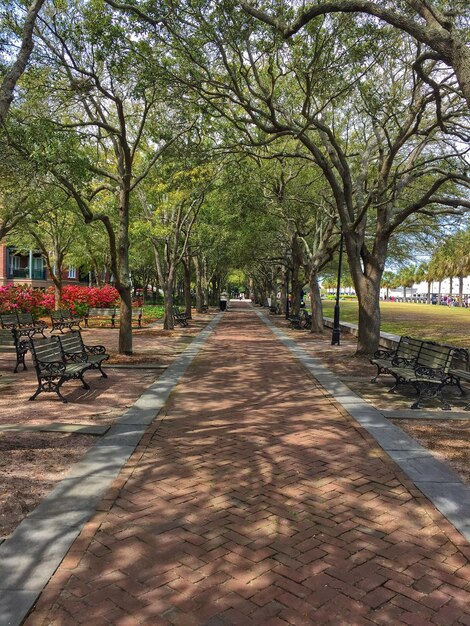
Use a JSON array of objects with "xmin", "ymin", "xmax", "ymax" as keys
[
  {"xmin": 29, "ymin": 378, "xmax": 68, "ymax": 403},
  {"xmin": 455, "ymin": 379, "xmax": 466, "ymax": 396},
  {"xmin": 411, "ymin": 382, "xmax": 451, "ymax": 411},
  {"xmin": 14, "ymin": 350, "xmax": 27, "ymax": 373},
  {"xmin": 97, "ymin": 363, "xmax": 108, "ymax": 378},
  {"xmin": 388, "ymin": 378, "xmax": 401, "ymax": 393},
  {"xmin": 78, "ymin": 373, "xmax": 90, "ymax": 390},
  {"xmin": 370, "ymin": 365, "xmax": 383, "ymax": 383}
]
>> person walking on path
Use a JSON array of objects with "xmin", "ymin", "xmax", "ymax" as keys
[{"xmin": 25, "ymin": 302, "xmax": 470, "ymax": 625}]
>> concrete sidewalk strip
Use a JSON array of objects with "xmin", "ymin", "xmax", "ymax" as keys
[
  {"xmin": 0, "ymin": 313, "xmax": 223, "ymax": 626},
  {"xmin": 0, "ymin": 423, "xmax": 110, "ymax": 435},
  {"xmin": 257, "ymin": 308, "xmax": 470, "ymax": 544}
]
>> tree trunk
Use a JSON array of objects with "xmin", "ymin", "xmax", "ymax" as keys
[
  {"xmin": 117, "ymin": 286, "xmax": 133, "ymax": 354},
  {"xmin": 290, "ymin": 238, "xmax": 302, "ymax": 316},
  {"xmin": 459, "ymin": 275, "xmax": 464, "ymax": 305},
  {"xmin": 182, "ymin": 257, "xmax": 192, "ymax": 319},
  {"xmin": 427, "ymin": 281, "xmax": 431, "ymax": 304},
  {"xmin": 162, "ymin": 285, "xmax": 174, "ymax": 330},
  {"xmin": 309, "ymin": 270, "xmax": 324, "ymax": 333},
  {"xmin": 194, "ymin": 256, "xmax": 204, "ymax": 312},
  {"xmin": 0, "ymin": 0, "xmax": 45, "ymax": 124},
  {"xmin": 280, "ymin": 278, "xmax": 287, "ymax": 318},
  {"xmin": 355, "ymin": 278, "xmax": 382, "ymax": 354},
  {"xmin": 54, "ymin": 284, "xmax": 62, "ymax": 311},
  {"xmin": 115, "ymin": 187, "xmax": 133, "ymax": 354}
]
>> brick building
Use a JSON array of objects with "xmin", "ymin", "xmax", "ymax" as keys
[{"xmin": 0, "ymin": 246, "xmax": 81, "ymax": 288}]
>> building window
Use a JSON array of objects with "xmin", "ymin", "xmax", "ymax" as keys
[{"xmin": 68, "ymin": 267, "xmax": 77, "ymax": 279}]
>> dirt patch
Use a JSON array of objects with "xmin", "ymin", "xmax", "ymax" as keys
[
  {"xmin": 391, "ymin": 420, "xmax": 470, "ymax": 483},
  {"xmin": 0, "ymin": 432, "xmax": 95, "ymax": 540}
]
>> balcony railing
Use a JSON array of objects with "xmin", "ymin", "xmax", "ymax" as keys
[{"xmin": 8, "ymin": 268, "xmax": 47, "ymax": 280}]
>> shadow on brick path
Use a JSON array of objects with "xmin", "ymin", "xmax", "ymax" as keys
[{"xmin": 26, "ymin": 302, "xmax": 470, "ymax": 626}]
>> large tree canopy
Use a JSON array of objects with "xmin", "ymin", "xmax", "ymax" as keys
[
  {"xmin": 240, "ymin": 0, "xmax": 470, "ymax": 109},
  {"xmin": 0, "ymin": 0, "xmax": 46, "ymax": 124}
]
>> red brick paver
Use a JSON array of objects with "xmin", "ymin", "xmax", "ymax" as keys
[{"xmin": 26, "ymin": 304, "xmax": 470, "ymax": 625}]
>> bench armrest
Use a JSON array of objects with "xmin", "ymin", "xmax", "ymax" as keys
[
  {"xmin": 37, "ymin": 360, "xmax": 66, "ymax": 376},
  {"xmin": 373, "ymin": 348, "xmax": 395, "ymax": 359},
  {"xmin": 84, "ymin": 344, "xmax": 107, "ymax": 355},
  {"xmin": 63, "ymin": 350, "xmax": 87, "ymax": 362},
  {"xmin": 391, "ymin": 356, "xmax": 415, "ymax": 367},
  {"xmin": 414, "ymin": 365, "xmax": 445, "ymax": 380}
]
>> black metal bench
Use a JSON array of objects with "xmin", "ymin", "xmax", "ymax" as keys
[
  {"xmin": 50, "ymin": 309, "xmax": 83, "ymax": 333},
  {"xmin": 370, "ymin": 336, "xmax": 424, "ymax": 383},
  {"xmin": 85, "ymin": 307, "xmax": 142, "ymax": 328},
  {"xmin": 85, "ymin": 307, "xmax": 117, "ymax": 328},
  {"xmin": 57, "ymin": 331, "xmax": 109, "ymax": 378},
  {"xmin": 0, "ymin": 328, "xmax": 29, "ymax": 373},
  {"xmin": 17, "ymin": 312, "xmax": 47, "ymax": 337},
  {"xmin": 172, "ymin": 306, "xmax": 189, "ymax": 327},
  {"xmin": 302, "ymin": 310, "xmax": 312, "ymax": 329},
  {"xmin": 288, "ymin": 314, "xmax": 302, "ymax": 329},
  {"xmin": 0, "ymin": 311, "xmax": 47, "ymax": 338},
  {"xmin": 387, "ymin": 342, "xmax": 456, "ymax": 410},
  {"xmin": 29, "ymin": 336, "xmax": 92, "ymax": 402}
]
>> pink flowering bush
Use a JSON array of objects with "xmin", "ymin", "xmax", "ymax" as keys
[
  {"xmin": 0, "ymin": 285, "xmax": 54, "ymax": 315},
  {"xmin": 58, "ymin": 285, "xmax": 120, "ymax": 315},
  {"xmin": 0, "ymin": 284, "xmax": 120, "ymax": 316}
]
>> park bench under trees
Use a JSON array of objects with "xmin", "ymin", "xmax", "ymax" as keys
[
  {"xmin": 0, "ymin": 311, "xmax": 47, "ymax": 337},
  {"xmin": 172, "ymin": 306, "xmax": 189, "ymax": 327},
  {"xmin": 0, "ymin": 328, "xmax": 29, "ymax": 373},
  {"xmin": 50, "ymin": 309, "xmax": 83, "ymax": 333},
  {"xmin": 371, "ymin": 339, "xmax": 456, "ymax": 410},
  {"xmin": 29, "ymin": 336, "xmax": 92, "ymax": 402},
  {"xmin": 57, "ymin": 331, "xmax": 109, "ymax": 378},
  {"xmin": 370, "ymin": 337, "xmax": 425, "ymax": 383},
  {"xmin": 84, "ymin": 307, "xmax": 142, "ymax": 328},
  {"xmin": 288, "ymin": 309, "xmax": 311, "ymax": 330}
]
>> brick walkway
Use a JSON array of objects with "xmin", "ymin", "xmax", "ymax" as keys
[{"xmin": 26, "ymin": 304, "xmax": 470, "ymax": 625}]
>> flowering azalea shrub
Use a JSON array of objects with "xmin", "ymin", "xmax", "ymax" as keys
[
  {"xmin": 0, "ymin": 285, "xmax": 54, "ymax": 315},
  {"xmin": 0, "ymin": 284, "xmax": 120, "ymax": 316},
  {"xmin": 58, "ymin": 285, "xmax": 120, "ymax": 315}
]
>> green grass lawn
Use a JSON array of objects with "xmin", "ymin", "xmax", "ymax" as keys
[
  {"xmin": 142, "ymin": 304, "xmax": 165, "ymax": 320},
  {"xmin": 320, "ymin": 300, "xmax": 470, "ymax": 347}
]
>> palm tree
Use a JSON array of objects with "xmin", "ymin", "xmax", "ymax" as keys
[
  {"xmin": 414, "ymin": 262, "xmax": 432, "ymax": 303},
  {"xmin": 428, "ymin": 251, "xmax": 447, "ymax": 304},
  {"xmin": 381, "ymin": 271, "xmax": 396, "ymax": 300},
  {"xmin": 439, "ymin": 230, "xmax": 470, "ymax": 305},
  {"xmin": 395, "ymin": 266, "xmax": 416, "ymax": 300}
]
